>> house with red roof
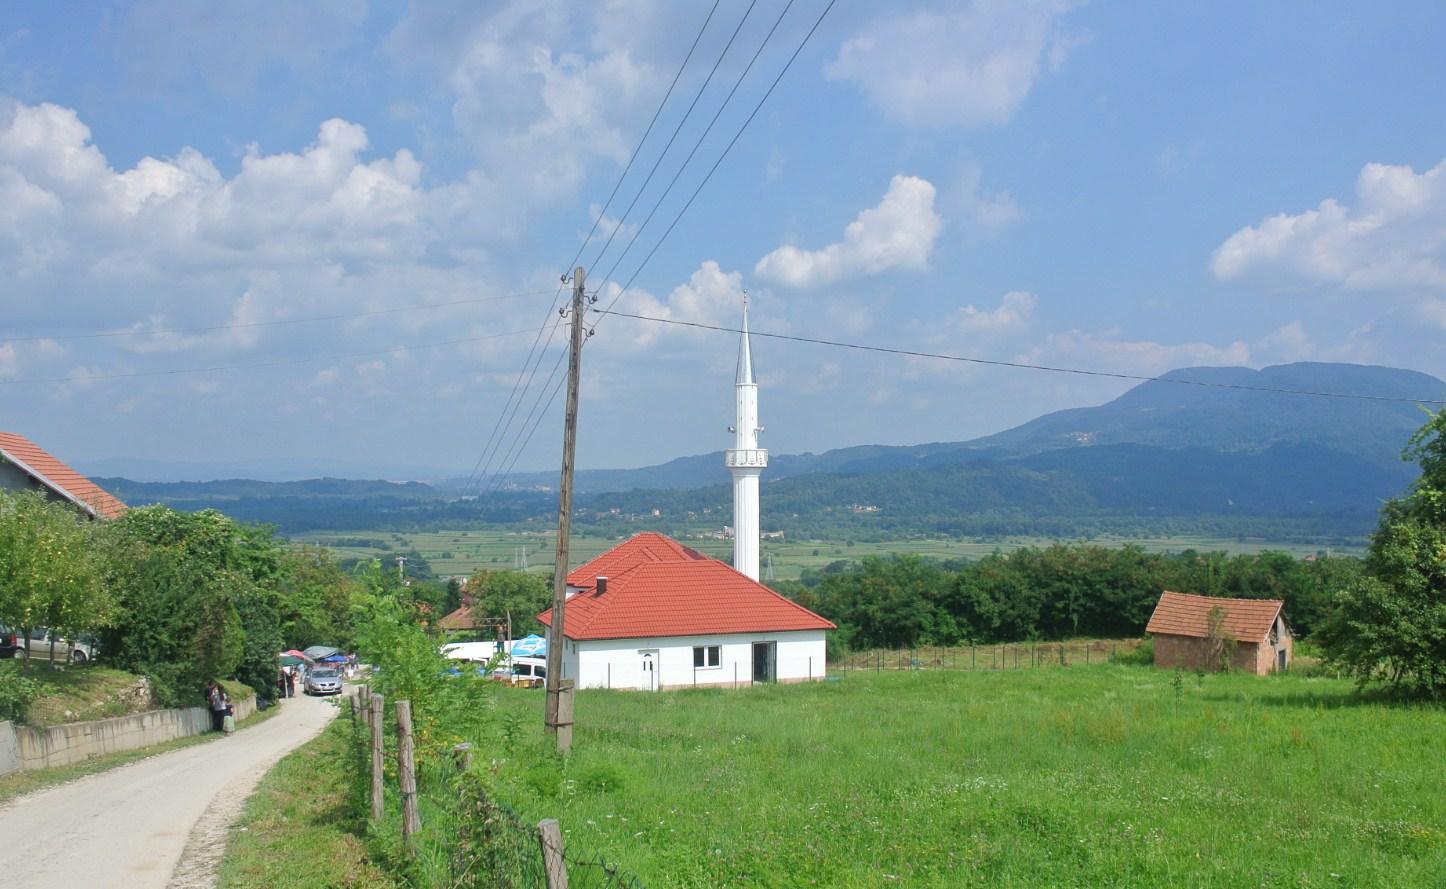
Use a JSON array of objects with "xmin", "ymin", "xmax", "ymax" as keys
[
  {"xmin": 538, "ymin": 532, "xmax": 834, "ymax": 690},
  {"xmin": 0, "ymin": 431, "xmax": 127, "ymax": 520},
  {"xmin": 1146, "ymin": 590, "xmax": 1292, "ymax": 675}
]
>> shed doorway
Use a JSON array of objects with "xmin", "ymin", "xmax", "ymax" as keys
[
  {"xmin": 639, "ymin": 649, "xmax": 659, "ymax": 691},
  {"xmin": 752, "ymin": 641, "xmax": 776, "ymax": 684}
]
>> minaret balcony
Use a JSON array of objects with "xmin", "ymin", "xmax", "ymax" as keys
[{"xmin": 725, "ymin": 448, "xmax": 768, "ymax": 469}]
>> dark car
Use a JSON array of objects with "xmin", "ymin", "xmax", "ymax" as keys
[{"xmin": 0, "ymin": 624, "xmax": 26, "ymax": 662}]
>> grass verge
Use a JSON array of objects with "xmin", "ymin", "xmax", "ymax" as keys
[
  {"xmin": 0, "ymin": 697, "xmax": 279, "ymax": 805},
  {"xmin": 19, "ymin": 665, "xmax": 157, "ymax": 727},
  {"xmin": 217, "ymin": 717, "xmax": 393, "ymax": 889}
]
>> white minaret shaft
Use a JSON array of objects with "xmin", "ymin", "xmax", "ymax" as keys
[{"xmin": 726, "ymin": 305, "xmax": 766, "ymax": 581}]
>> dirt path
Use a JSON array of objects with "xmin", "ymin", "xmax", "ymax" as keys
[{"xmin": 0, "ymin": 690, "xmax": 339, "ymax": 889}]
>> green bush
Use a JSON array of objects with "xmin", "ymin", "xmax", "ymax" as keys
[
  {"xmin": 0, "ymin": 663, "xmax": 41, "ymax": 723},
  {"xmin": 1112, "ymin": 637, "xmax": 1154, "ymax": 666}
]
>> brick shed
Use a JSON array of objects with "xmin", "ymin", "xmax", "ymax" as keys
[{"xmin": 1145, "ymin": 590, "xmax": 1292, "ymax": 675}]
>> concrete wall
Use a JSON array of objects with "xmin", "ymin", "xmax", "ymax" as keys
[
  {"xmin": 0, "ymin": 693, "xmax": 256, "ymax": 777},
  {"xmin": 573, "ymin": 630, "xmax": 828, "ymax": 690}
]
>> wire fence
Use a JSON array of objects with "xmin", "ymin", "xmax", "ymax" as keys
[
  {"xmin": 833, "ymin": 638, "xmax": 1145, "ymax": 673},
  {"xmin": 350, "ymin": 691, "xmax": 645, "ymax": 889}
]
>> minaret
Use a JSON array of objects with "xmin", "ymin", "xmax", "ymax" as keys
[{"xmin": 726, "ymin": 301, "xmax": 766, "ymax": 581}]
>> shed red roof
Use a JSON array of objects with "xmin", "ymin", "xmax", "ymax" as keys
[
  {"xmin": 0, "ymin": 431, "xmax": 127, "ymax": 519},
  {"xmin": 541, "ymin": 533, "xmax": 834, "ymax": 641},
  {"xmin": 1145, "ymin": 590, "xmax": 1283, "ymax": 643}
]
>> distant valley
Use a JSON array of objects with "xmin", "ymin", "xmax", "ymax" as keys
[{"xmin": 99, "ymin": 361, "xmax": 1445, "ymax": 542}]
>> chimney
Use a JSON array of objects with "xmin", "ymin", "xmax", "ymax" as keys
[{"xmin": 595, "ymin": 576, "xmax": 608, "ymax": 596}]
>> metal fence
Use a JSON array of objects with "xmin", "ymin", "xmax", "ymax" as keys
[
  {"xmin": 351, "ymin": 690, "xmax": 645, "ymax": 889},
  {"xmin": 833, "ymin": 638, "xmax": 1144, "ymax": 673}
]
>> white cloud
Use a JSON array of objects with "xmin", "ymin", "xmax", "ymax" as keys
[
  {"xmin": 826, "ymin": 0, "xmax": 1085, "ymax": 126},
  {"xmin": 597, "ymin": 260, "xmax": 748, "ymax": 352},
  {"xmin": 1018, "ymin": 330, "xmax": 1251, "ymax": 377},
  {"xmin": 955, "ymin": 166, "xmax": 1023, "ymax": 234},
  {"xmin": 948, "ymin": 291, "xmax": 1036, "ymax": 335},
  {"xmin": 755, "ymin": 175, "xmax": 942, "ymax": 288},
  {"xmin": 1212, "ymin": 157, "xmax": 1446, "ymax": 296}
]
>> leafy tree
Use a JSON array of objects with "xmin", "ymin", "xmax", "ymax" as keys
[
  {"xmin": 467, "ymin": 570, "xmax": 552, "ymax": 638},
  {"xmin": 100, "ymin": 507, "xmax": 283, "ymax": 704},
  {"xmin": 0, "ymin": 491, "xmax": 112, "ymax": 672},
  {"xmin": 1318, "ymin": 410, "xmax": 1446, "ymax": 695}
]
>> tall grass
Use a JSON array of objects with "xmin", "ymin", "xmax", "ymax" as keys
[{"xmin": 471, "ymin": 667, "xmax": 1444, "ymax": 888}]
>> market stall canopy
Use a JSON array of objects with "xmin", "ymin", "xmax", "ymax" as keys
[
  {"xmin": 278, "ymin": 654, "xmax": 305, "ymax": 666},
  {"xmin": 282, "ymin": 649, "xmax": 310, "ymax": 660},
  {"xmin": 320, "ymin": 653, "xmax": 348, "ymax": 663},
  {"xmin": 303, "ymin": 645, "xmax": 340, "ymax": 660},
  {"xmin": 509, "ymin": 634, "xmax": 546, "ymax": 657}
]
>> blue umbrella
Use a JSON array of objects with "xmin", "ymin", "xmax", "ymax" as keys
[
  {"xmin": 320, "ymin": 653, "xmax": 348, "ymax": 663},
  {"xmin": 509, "ymin": 634, "xmax": 547, "ymax": 657}
]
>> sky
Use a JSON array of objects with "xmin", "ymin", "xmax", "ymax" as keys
[{"xmin": 2, "ymin": 1, "xmax": 1445, "ymax": 482}]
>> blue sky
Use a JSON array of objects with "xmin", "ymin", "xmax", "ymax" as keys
[{"xmin": 2, "ymin": 1, "xmax": 1444, "ymax": 481}]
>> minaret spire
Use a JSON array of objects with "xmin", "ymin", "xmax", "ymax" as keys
[{"xmin": 726, "ymin": 296, "xmax": 766, "ymax": 581}]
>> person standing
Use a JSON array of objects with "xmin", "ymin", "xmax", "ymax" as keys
[
  {"xmin": 285, "ymin": 667, "xmax": 296, "ymax": 698},
  {"xmin": 206, "ymin": 681, "xmax": 226, "ymax": 732}
]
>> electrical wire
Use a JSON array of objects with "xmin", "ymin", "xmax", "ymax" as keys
[
  {"xmin": 567, "ymin": 0, "xmax": 723, "ymax": 275},
  {"xmin": 593, "ymin": 0, "xmax": 801, "ymax": 299},
  {"xmin": 585, "ymin": 0, "xmax": 758, "ymax": 275},
  {"xmin": 0, "ymin": 290, "xmax": 551, "ymax": 346},
  {"xmin": 0, "ymin": 324, "xmax": 554, "ymax": 387},
  {"xmin": 597, "ymin": 309, "xmax": 1446, "ymax": 406},
  {"xmin": 595, "ymin": 0, "xmax": 836, "ymax": 322}
]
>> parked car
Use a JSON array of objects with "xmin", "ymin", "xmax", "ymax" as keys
[
  {"xmin": 304, "ymin": 667, "xmax": 344, "ymax": 696},
  {"xmin": 490, "ymin": 656, "xmax": 547, "ymax": 688},
  {"xmin": 0, "ymin": 624, "xmax": 25, "ymax": 661},
  {"xmin": 22, "ymin": 628, "xmax": 92, "ymax": 664}
]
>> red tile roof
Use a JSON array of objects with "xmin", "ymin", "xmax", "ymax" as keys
[
  {"xmin": 566, "ymin": 532, "xmax": 707, "ymax": 589},
  {"xmin": 1145, "ymin": 590, "xmax": 1283, "ymax": 643},
  {"xmin": 437, "ymin": 605, "xmax": 479, "ymax": 631},
  {"xmin": 0, "ymin": 431, "xmax": 128, "ymax": 519},
  {"xmin": 541, "ymin": 533, "xmax": 834, "ymax": 641}
]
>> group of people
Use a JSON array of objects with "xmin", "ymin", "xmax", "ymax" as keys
[
  {"xmin": 276, "ymin": 665, "xmax": 299, "ymax": 698},
  {"xmin": 205, "ymin": 681, "xmax": 234, "ymax": 733}
]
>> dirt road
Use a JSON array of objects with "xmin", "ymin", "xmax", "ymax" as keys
[{"xmin": 0, "ymin": 690, "xmax": 339, "ymax": 889}]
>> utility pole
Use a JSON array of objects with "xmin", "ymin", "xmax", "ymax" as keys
[
  {"xmin": 395, "ymin": 555, "xmax": 407, "ymax": 583},
  {"xmin": 545, "ymin": 266, "xmax": 585, "ymax": 754}
]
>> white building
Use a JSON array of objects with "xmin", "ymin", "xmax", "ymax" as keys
[
  {"xmin": 726, "ymin": 304, "xmax": 766, "ymax": 581},
  {"xmin": 538, "ymin": 533, "xmax": 833, "ymax": 691}
]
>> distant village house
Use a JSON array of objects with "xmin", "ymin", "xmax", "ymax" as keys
[{"xmin": 1146, "ymin": 590, "xmax": 1292, "ymax": 675}]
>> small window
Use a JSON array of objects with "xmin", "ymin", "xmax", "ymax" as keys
[{"xmin": 693, "ymin": 645, "xmax": 720, "ymax": 668}]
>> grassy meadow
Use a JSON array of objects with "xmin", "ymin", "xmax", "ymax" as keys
[
  {"xmin": 292, "ymin": 528, "xmax": 1359, "ymax": 581},
  {"xmin": 460, "ymin": 666, "xmax": 1444, "ymax": 888}
]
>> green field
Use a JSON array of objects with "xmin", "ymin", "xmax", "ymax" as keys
[
  {"xmin": 448, "ymin": 667, "xmax": 1444, "ymax": 888},
  {"xmin": 292, "ymin": 528, "xmax": 1361, "ymax": 581}
]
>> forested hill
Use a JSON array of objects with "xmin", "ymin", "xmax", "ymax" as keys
[
  {"xmin": 99, "ymin": 361, "xmax": 1442, "ymax": 539},
  {"xmin": 491, "ymin": 362, "xmax": 1446, "ymax": 494}
]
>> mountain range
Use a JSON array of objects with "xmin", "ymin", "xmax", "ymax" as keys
[{"xmin": 99, "ymin": 362, "xmax": 1446, "ymax": 539}]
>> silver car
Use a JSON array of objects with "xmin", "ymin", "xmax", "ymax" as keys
[{"xmin": 304, "ymin": 667, "xmax": 343, "ymax": 695}]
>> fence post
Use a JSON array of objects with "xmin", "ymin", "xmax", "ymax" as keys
[
  {"xmin": 538, "ymin": 818, "xmax": 569, "ymax": 889},
  {"xmin": 1059, "ymin": 643, "xmax": 1065, "ymax": 666},
  {"xmin": 1086, "ymin": 643, "xmax": 1091, "ymax": 665},
  {"xmin": 971, "ymin": 645, "xmax": 975, "ymax": 671},
  {"xmin": 395, "ymin": 699, "xmax": 421, "ymax": 852},
  {"xmin": 734, "ymin": 662, "xmax": 738, "ymax": 689},
  {"xmin": 809, "ymin": 656, "xmax": 813, "ymax": 680},
  {"xmin": 369, "ymin": 693, "xmax": 384, "ymax": 822},
  {"xmin": 359, "ymin": 685, "xmax": 372, "ymax": 730}
]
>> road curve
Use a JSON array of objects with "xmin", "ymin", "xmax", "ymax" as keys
[{"xmin": 0, "ymin": 690, "xmax": 339, "ymax": 889}]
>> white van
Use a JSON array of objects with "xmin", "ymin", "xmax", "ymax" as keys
[
  {"xmin": 441, "ymin": 641, "xmax": 498, "ymax": 663},
  {"xmin": 492, "ymin": 655, "xmax": 547, "ymax": 687}
]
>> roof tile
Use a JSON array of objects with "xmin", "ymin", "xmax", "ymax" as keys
[
  {"xmin": 1145, "ymin": 590, "xmax": 1283, "ymax": 643},
  {"xmin": 0, "ymin": 431, "xmax": 128, "ymax": 519}
]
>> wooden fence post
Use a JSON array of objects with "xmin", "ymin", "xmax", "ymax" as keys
[
  {"xmin": 538, "ymin": 818, "xmax": 569, "ymax": 889},
  {"xmin": 369, "ymin": 693, "xmax": 385, "ymax": 822},
  {"xmin": 396, "ymin": 699, "xmax": 420, "ymax": 851}
]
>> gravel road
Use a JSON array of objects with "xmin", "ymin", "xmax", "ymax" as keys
[{"xmin": 0, "ymin": 690, "xmax": 339, "ymax": 889}]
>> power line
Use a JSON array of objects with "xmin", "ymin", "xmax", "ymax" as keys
[
  {"xmin": 586, "ymin": 0, "xmax": 758, "ymax": 275},
  {"xmin": 0, "ymin": 324, "xmax": 552, "ymax": 387},
  {"xmin": 486, "ymin": 0, "xmax": 836, "ymax": 487},
  {"xmin": 594, "ymin": 0, "xmax": 803, "ymax": 298},
  {"xmin": 463, "ymin": 2, "xmax": 726, "ymax": 498},
  {"xmin": 596, "ymin": 0, "xmax": 836, "ymax": 321},
  {"xmin": 0, "ymin": 290, "xmax": 551, "ymax": 346},
  {"xmin": 488, "ymin": 359, "xmax": 570, "ymax": 493},
  {"xmin": 567, "ymin": 0, "xmax": 723, "ymax": 274},
  {"xmin": 485, "ymin": 348, "xmax": 570, "ymax": 494},
  {"xmin": 596, "ymin": 309, "xmax": 1446, "ymax": 406}
]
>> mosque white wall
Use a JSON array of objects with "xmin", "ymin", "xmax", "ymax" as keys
[{"xmin": 569, "ymin": 630, "xmax": 826, "ymax": 690}]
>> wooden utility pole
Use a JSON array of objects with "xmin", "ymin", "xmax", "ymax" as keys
[{"xmin": 545, "ymin": 266, "xmax": 585, "ymax": 754}]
